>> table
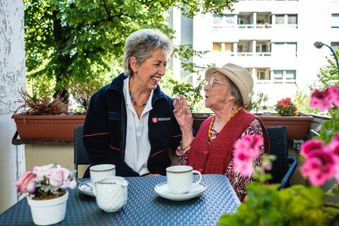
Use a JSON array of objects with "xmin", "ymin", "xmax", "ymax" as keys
[{"xmin": 0, "ymin": 174, "xmax": 240, "ymax": 226}]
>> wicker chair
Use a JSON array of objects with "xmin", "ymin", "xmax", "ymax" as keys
[
  {"xmin": 74, "ymin": 125, "xmax": 90, "ymax": 178},
  {"xmin": 266, "ymin": 126, "xmax": 298, "ymax": 188}
]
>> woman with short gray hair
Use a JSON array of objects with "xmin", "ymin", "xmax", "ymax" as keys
[
  {"xmin": 173, "ymin": 63, "xmax": 270, "ymax": 201},
  {"xmin": 83, "ymin": 29, "xmax": 184, "ymax": 177}
]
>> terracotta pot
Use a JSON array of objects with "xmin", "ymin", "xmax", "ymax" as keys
[
  {"xmin": 12, "ymin": 114, "xmax": 85, "ymax": 143},
  {"xmin": 258, "ymin": 115, "xmax": 313, "ymax": 140},
  {"xmin": 192, "ymin": 112, "xmax": 313, "ymax": 141},
  {"xmin": 27, "ymin": 191, "xmax": 68, "ymax": 225}
]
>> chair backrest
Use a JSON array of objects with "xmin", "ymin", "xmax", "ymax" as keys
[
  {"xmin": 74, "ymin": 125, "xmax": 90, "ymax": 178},
  {"xmin": 266, "ymin": 126, "xmax": 289, "ymax": 184}
]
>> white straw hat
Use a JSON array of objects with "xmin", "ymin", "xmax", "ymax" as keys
[{"xmin": 205, "ymin": 63, "xmax": 254, "ymax": 106}]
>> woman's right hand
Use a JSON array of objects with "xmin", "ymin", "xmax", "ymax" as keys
[{"xmin": 173, "ymin": 96, "xmax": 193, "ymax": 131}]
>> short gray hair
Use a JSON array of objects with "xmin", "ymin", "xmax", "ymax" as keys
[
  {"xmin": 223, "ymin": 76, "xmax": 244, "ymax": 107},
  {"xmin": 123, "ymin": 29, "xmax": 172, "ymax": 77}
]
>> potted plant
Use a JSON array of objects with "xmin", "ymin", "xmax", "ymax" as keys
[
  {"xmin": 16, "ymin": 163, "xmax": 76, "ymax": 225},
  {"xmin": 258, "ymin": 97, "xmax": 313, "ymax": 141},
  {"xmin": 218, "ymin": 86, "xmax": 339, "ymax": 226},
  {"xmin": 12, "ymin": 91, "xmax": 86, "ymax": 143}
]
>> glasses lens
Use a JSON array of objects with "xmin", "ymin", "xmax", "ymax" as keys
[
  {"xmin": 209, "ymin": 78, "xmax": 215, "ymax": 87},
  {"xmin": 205, "ymin": 78, "xmax": 216, "ymax": 88}
]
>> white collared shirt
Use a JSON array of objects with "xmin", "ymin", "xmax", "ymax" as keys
[{"xmin": 123, "ymin": 77, "xmax": 154, "ymax": 175}]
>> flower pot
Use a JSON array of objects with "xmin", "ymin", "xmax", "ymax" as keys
[
  {"xmin": 12, "ymin": 114, "xmax": 85, "ymax": 143},
  {"xmin": 192, "ymin": 112, "xmax": 313, "ymax": 142},
  {"xmin": 258, "ymin": 115, "xmax": 313, "ymax": 141},
  {"xmin": 27, "ymin": 191, "xmax": 68, "ymax": 225}
]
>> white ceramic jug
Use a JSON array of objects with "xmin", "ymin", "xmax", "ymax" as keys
[{"xmin": 95, "ymin": 177, "xmax": 128, "ymax": 212}]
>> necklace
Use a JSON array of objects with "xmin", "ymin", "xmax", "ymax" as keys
[
  {"xmin": 129, "ymin": 89, "xmax": 148, "ymax": 108},
  {"xmin": 208, "ymin": 107, "xmax": 241, "ymax": 142}
]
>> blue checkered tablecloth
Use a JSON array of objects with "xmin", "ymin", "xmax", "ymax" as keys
[{"xmin": 0, "ymin": 174, "xmax": 240, "ymax": 226}]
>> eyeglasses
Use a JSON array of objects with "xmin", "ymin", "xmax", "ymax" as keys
[{"xmin": 204, "ymin": 77, "xmax": 229, "ymax": 88}]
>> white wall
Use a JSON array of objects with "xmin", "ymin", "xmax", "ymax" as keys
[{"xmin": 0, "ymin": 0, "xmax": 25, "ymax": 213}]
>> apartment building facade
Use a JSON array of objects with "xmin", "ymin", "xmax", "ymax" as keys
[{"xmin": 170, "ymin": 0, "xmax": 339, "ymax": 106}]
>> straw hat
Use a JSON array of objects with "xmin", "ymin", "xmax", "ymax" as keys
[{"xmin": 205, "ymin": 63, "xmax": 254, "ymax": 106}]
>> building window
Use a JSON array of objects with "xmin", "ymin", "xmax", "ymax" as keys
[
  {"xmin": 225, "ymin": 43, "xmax": 233, "ymax": 52},
  {"xmin": 213, "ymin": 16, "xmax": 223, "ymax": 26},
  {"xmin": 213, "ymin": 15, "xmax": 236, "ymax": 27},
  {"xmin": 256, "ymin": 69, "xmax": 270, "ymax": 80},
  {"xmin": 272, "ymin": 42, "xmax": 297, "ymax": 56},
  {"xmin": 213, "ymin": 42, "xmax": 222, "ymax": 52},
  {"xmin": 238, "ymin": 12, "xmax": 252, "ymax": 25},
  {"xmin": 285, "ymin": 70, "xmax": 296, "ymax": 83},
  {"xmin": 287, "ymin": 14, "xmax": 298, "ymax": 24},
  {"xmin": 256, "ymin": 41, "xmax": 271, "ymax": 53},
  {"xmin": 273, "ymin": 70, "xmax": 283, "ymax": 83},
  {"xmin": 275, "ymin": 15, "xmax": 285, "ymax": 24},
  {"xmin": 238, "ymin": 40, "xmax": 253, "ymax": 52},
  {"xmin": 331, "ymin": 13, "xmax": 339, "ymax": 28},
  {"xmin": 271, "ymin": 70, "xmax": 296, "ymax": 84},
  {"xmin": 225, "ymin": 15, "xmax": 236, "ymax": 25}
]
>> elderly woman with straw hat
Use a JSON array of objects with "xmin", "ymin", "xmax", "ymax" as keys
[{"xmin": 173, "ymin": 63, "xmax": 270, "ymax": 201}]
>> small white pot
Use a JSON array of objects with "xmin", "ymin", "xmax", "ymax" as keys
[{"xmin": 27, "ymin": 191, "xmax": 68, "ymax": 225}]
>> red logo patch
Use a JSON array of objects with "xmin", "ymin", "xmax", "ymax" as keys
[{"xmin": 152, "ymin": 117, "xmax": 158, "ymax": 123}]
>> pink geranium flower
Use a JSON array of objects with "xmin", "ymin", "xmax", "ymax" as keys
[
  {"xmin": 327, "ymin": 134, "xmax": 339, "ymax": 182},
  {"xmin": 300, "ymin": 150, "xmax": 335, "ymax": 186},
  {"xmin": 300, "ymin": 139, "xmax": 324, "ymax": 158},
  {"xmin": 327, "ymin": 86, "xmax": 339, "ymax": 106},
  {"xmin": 233, "ymin": 134, "xmax": 263, "ymax": 177},
  {"xmin": 233, "ymin": 149, "xmax": 255, "ymax": 177},
  {"xmin": 234, "ymin": 134, "xmax": 263, "ymax": 158},
  {"xmin": 310, "ymin": 89, "xmax": 332, "ymax": 111}
]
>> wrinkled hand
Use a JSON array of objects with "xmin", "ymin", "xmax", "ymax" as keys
[{"xmin": 173, "ymin": 96, "xmax": 193, "ymax": 131}]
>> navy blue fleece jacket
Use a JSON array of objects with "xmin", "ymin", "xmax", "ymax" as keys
[{"xmin": 83, "ymin": 73, "xmax": 181, "ymax": 177}]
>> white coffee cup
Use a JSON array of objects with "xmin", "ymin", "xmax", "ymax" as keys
[
  {"xmin": 90, "ymin": 164, "xmax": 116, "ymax": 194},
  {"xmin": 95, "ymin": 177, "xmax": 128, "ymax": 213},
  {"xmin": 166, "ymin": 165, "xmax": 202, "ymax": 194}
]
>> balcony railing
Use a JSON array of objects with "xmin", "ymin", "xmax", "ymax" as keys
[{"xmin": 213, "ymin": 24, "xmax": 297, "ymax": 29}]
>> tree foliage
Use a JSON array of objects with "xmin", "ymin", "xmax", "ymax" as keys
[
  {"xmin": 314, "ymin": 49, "xmax": 339, "ymax": 90},
  {"xmin": 24, "ymin": 0, "xmax": 235, "ymax": 99}
]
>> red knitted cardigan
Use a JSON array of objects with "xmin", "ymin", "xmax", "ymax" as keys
[{"xmin": 188, "ymin": 108, "xmax": 269, "ymax": 174}]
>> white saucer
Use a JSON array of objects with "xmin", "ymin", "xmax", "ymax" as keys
[
  {"xmin": 154, "ymin": 182, "xmax": 207, "ymax": 201},
  {"xmin": 78, "ymin": 180, "xmax": 95, "ymax": 197}
]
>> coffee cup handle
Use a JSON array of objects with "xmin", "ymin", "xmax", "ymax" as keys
[{"xmin": 192, "ymin": 170, "xmax": 202, "ymax": 185}]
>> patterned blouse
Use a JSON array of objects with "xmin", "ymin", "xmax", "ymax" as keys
[{"xmin": 177, "ymin": 119, "xmax": 265, "ymax": 201}]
